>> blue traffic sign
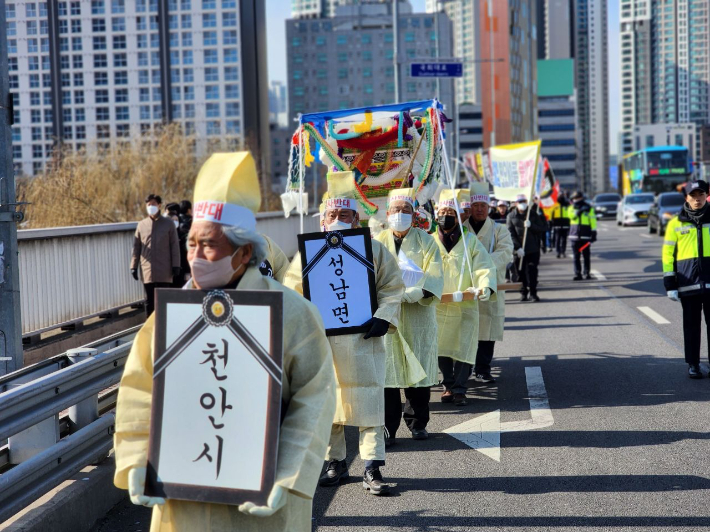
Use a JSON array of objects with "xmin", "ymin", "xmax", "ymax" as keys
[{"xmin": 410, "ymin": 62, "xmax": 463, "ymax": 78}]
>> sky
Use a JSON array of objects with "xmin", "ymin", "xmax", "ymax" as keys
[{"xmin": 267, "ymin": 0, "xmax": 620, "ymax": 154}]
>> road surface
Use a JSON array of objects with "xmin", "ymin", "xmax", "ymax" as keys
[{"xmin": 92, "ymin": 221, "xmax": 710, "ymax": 532}]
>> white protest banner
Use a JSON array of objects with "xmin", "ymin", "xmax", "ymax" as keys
[
  {"xmin": 146, "ymin": 289, "xmax": 283, "ymax": 506},
  {"xmin": 298, "ymin": 228, "xmax": 377, "ymax": 336},
  {"xmin": 488, "ymin": 141, "xmax": 542, "ymax": 201}
]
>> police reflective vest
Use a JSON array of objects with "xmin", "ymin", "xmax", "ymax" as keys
[
  {"xmin": 662, "ymin": 211, "xmax": 710, "ymax": 296},
  {"xmin": 550, "ymin": 203, "xmax": 571, "ymax": 227},
  {"xmin": 566, "ymin": 201, "xmax": 597, "ymax": 241}
]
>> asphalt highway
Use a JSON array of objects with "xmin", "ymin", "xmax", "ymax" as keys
[{"xmin": 92, "ymin": 220, "xmax": 710, "ymax": 532}]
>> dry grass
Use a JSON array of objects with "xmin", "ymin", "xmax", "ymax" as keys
[{"xmin": 18, "ymin": 124, "xmax": 281, "ymax": 228}]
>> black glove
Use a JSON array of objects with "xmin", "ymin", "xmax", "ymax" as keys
[
  {"xmin": 172, "ymin": 267, "xmax": 181, "ymax": 278},
  {"xmin": 363, "ymin": 317, "xmax": 390, "ymax": 339},
  {"xmin": 131, "ymin": 269, "xmax": 138, "ymax": 281},
  {"xmin": 591, "ymin": 231, "xmax": 597, "ymax": 243}
]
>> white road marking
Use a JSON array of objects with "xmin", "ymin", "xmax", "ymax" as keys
[
  {"xmin": 443, "ymin": 367, "xmax": 553, "ymax": 462},
  {"xmin": 598, "ymin": 226, "xmax": 609, "ymax": 232},
  {"xmin": 590, "ymin": 269, "xmax": 606, "ymax": 281},
  {"xmin": 637, "ymin": 306, "xmax": 670, "ymax": 325},
  {"xmin": 641, "ymin": 234, "xmax": 652, "ymax": 239}
]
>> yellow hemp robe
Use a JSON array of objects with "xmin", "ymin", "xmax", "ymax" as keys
[
  {"xmin": 262, "ymin": 235, "xmax": 291, "ymax": 283},
  {"xmin": 472, "ymin": 218, "xmax": 514, "ymax": 342},
  {"xmin": 435, "ymin": 230, "xmax": 496, "ymax": 364},
  {"xmin": 374, "ymin": 227, "xmax": 444, "ymax": 388},
  {"xmin": 284, "ymin": 239, "xmax": 405, "ymax": 427},
  {"xmin": 113, "ymin": 266, "xmax": 336, "ymax": 532}
]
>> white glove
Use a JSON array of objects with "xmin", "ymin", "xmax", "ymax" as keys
[
  {"xmin": 451, "ymin": 291, "xmax": 464, "ymax": 303},
  {"xmin": 477, "ymin": 287, "xmax": 491, "ymax": 302},
  {"xmin": 667, "ymin": 290, "xmax": 680, "ymax": 302},
  {"xmin": 239, "ymin": 485, "xmax": 287, "ymax": 517},
  {"xmin": 402, "ymin": 287, "xmax": 424, "ymax": 304},
  {"xmin": 516, "ymin": 248, "xmax": 525, "ymax": 259},
  {"xmin": 128, "ymin": 467, "xmax": 165, "ymax": 507},
  {"xmin": 524, "ymin": 220, "xmax": 531, "ymax": 228}
]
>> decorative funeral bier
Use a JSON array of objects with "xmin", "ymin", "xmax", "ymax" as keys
[
  {"xmin": 145, "ymin": 289, "xmax": 283, "ymax": 506},
  {"xmin": 297, "ymin": 228, "xmax": 377, "ymax": 336}
]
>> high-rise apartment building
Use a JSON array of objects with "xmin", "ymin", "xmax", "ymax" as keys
[
  {"xmin": 291, "ymin": 0, "xmax": 388, "ymax": 19},
  {"xmin": 575, "ymin": 0, "xmax": 609, "ymax": 194},
  {"xmin": 536, "ymin": 0, "xmax": 573, "ymax": 60},
  {"xmin": 479, "ymin": 0, "xmax": 538, "ymax": 147},
  {"xmin": 7, "ymin": 0, "xmax": 268, "ymax": 177},
  {"xmin": 426, "ymin": 0, "xmax": 482, "ymax": 105},
  {"xmin": 286, "ymin": 2, "xmax": 454, "ymax": 116},
  {"xmin": 619, "ymin": 0, "xmax": 710, "ymax": 156}
]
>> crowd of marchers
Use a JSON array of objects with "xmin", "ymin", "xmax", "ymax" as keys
[{"xmin": 117, "ymin": 151, "xmax": 605, "ymax": 532}]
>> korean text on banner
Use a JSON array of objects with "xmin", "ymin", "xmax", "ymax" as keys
[{"xmin": 488, "ymin": 141, "xmax": 542, "ymax": 201}]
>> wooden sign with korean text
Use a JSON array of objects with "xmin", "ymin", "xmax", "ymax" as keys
[
  {"xmin": 298, "ymin": 229, "xmax": 378, "ymax": 336},
  {"xmin": 145, "ymin": 289, "xmax": 283, "ymax": 506}
]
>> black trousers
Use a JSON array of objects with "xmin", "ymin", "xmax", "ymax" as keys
[
  {"xmin": 475, "ymin": 340, "xmax": 496, "ymax": 375},
  {"xmin": 680, "ymin": 292, "xmax": 710, "ymax": 365},
  {"xmin": 143, "ymin": 282, "xmax": 171, "ymax": 317},
  {"xmin": 555, "ymin": 227, "xmax": 569, "ymax": 255},
  {"xmin": 438, "ymin": 357, "xmax": 471, "ymax": 394},
  {"xmin": 384, "ymin": 387, "xmax": 431, "ymax": 437},
  {"xmin": 518, "ymin": 251, "xmax": 540, "ymax": 296},
  {"xmin": 571, "ymin": 240, "xmax": 591, "ymax": 276}
]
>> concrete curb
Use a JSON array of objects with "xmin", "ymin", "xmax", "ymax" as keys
[{"xmin": 1, "ymin": 456, "xmax": 126, "ymax": 532}]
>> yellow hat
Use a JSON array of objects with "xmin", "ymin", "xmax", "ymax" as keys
[
  {"xmin": 456, "ymin": 188, "xmax": 471, "ymax": 209},
  {"xmin": 470, "ymin": 182, "xmax": 490, "ymax": 205},
  {"xmin": 437, "ymin": 188, "xmax": 461, "ymax": 212},
  {"xmin": 193, "ymin": 152, "xmax": 260, "ymax": 231},
  {"xmin": 387, "ymin": 188, "xmax": 416, "ymax": 207},
  {"xmin": 325, "ymin": 171, "xmax": 358, "ymax": 211}
]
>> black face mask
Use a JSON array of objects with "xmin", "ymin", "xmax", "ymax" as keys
[{"xmin": 437, "ymin": 215, "xmax": 457, "ymax": 231}]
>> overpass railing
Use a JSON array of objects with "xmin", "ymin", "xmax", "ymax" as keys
[
  {"xmin": 0, "ymin": 327, "xmax": 138, "ymax": 524},
  {"xmin": 18, "ymin": 211, "xmax": 317, "ymax": 341}
]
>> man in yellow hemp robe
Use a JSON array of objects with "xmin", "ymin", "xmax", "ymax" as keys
[
  {"xmin": 283, "ymin": 171, "xmax": 405, "ymax": 495},
  {"xmin": 434, "ymin": 188, "xmax": 496, "ymax": 406},
  {"xmin": 466, "ymin": 182, "xmax": 514, "ymax": 384},
  {"xmin": 113, "ymin": 152, "xmax": 337, "ymax": 532},
  {"xmin": 374, "ymin": 188, "xmax": 443, "ymax": 446}
]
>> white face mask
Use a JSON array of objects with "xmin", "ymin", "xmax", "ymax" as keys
[
  {"xmin": 517, "ymin": 202, "xmax": 528, "ymax": 212},
  {"xmin": 189, "ymin": 249, "xmax": 242, "ymax": 289},
  {"xmin": 327, "ymin": 220, "xmax": 353, "ymax": 232},
  {"xmin": 146, "ymin": 205, "xmax": 159, "ymax": 216},
  {"xmin": 388, "ymin": 213, "xmax": 413, "ymax": 232}
]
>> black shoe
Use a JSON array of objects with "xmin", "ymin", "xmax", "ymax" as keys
[
  {"xmin": 689, "ymin": 365, "xmax": 703, "ymax": 379},
  {"xmin": 319, "ymin": 459, "xmax": 349, "ymax": 487},
  {"xmin": 385, "ymin": 436, "xmax": 396, "ymax": 448},
  {"xmin": 530, "ymin": 294, "xmax": 540, "ymax": 302},
  {"xmin": 573, "ymin": 275, "xmax": 583, "ymax": 281},
  {"xmin": 454, "ymin": 393, "xmax": 468, "ymax": 406},
  {"xmin": 363, "ymin": 468, "xmax": 390, "ymax": 495},
  {"xmin": 556, "ymin": 253, "xmax": 561, "ymax": 259},
  {"xmin": 563, "ymin": 253, "xmax": 567, "ymax": 258},
  {"xmin": 584, "ymin": 274, "xmax": 592, "ymax": 280},
  {"xmin": 411, "ymin": 428, "xmax": 428, "ymax": 440},
  {"xmin": 441, "ymin": 390, "xmax": 454, "ymax": 403},
  {"xmin": 474, "ymin": 373, "xmax": 496, "ymax": 383},
  {"xmin": 520, "ymin": 295, "xmax": 529, "ymax": 302}
]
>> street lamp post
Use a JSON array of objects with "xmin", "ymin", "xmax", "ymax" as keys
[
  {"xmin": 393, "ymin": 0, "xmax": 401, "ymax": 103},
  {"xmin": 488, "ymin": 0, "xmax": 496, "ymax": 148}
]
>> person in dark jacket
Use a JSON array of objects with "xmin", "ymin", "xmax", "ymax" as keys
[
  {"xmin": 550, "ymin": 195, "xmax": 571, "ymax": 258},
  {"xmin": 507, "ymin": 194, "xmax": 548, "ymax": 302},
  {"xmin": 567, "ymin": 191, "xmax": 597, "ymax": 280},
  {"xmin": 176, "ymin": 200, "xmax": 193, "ymax": 284}
]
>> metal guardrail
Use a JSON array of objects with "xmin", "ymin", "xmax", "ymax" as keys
[
  {"xmin": 18, "ymin": 212, "xmax": 318, "ymax": 339},
  {"xmin": 0, "ymin": 328, "xmax": 138, "ymax": 524}
]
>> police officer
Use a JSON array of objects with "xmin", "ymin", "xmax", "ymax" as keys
[
  {"xmin": 550, "ymin": 195, "xmax": 571, "ymax": 258},
  {"xmin": 663, "ymin": 180, "xmax": 710, "ymax": 379},
  {"xmin": 568, "ymin": 191, "xmax": 597, "ymax": 280}
]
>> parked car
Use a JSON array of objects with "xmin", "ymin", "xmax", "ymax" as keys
[
  {"xmin": 648, "ymin": 192, "xmax": 685, "ymax": 236},
  {"xmin": 616, "ymin": 193, "xmax": 656, "ymax": 226},
  {"xmin": 592, "ymin": 193, "xmax": 622, "ymax": 219}
]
